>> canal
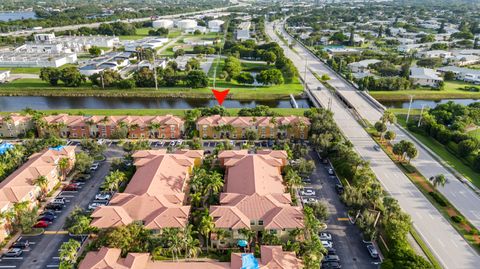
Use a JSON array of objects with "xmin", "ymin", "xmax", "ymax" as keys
[
  {"xmin": 381, "ymin": 98, "xmax": 480, "ymax": 109},
  {"xmin": 0, "ymin": 96, "xmax": 312, "ymax": 111}
]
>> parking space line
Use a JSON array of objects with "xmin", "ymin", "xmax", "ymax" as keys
[
  {"xmin": 0, "ymin": 266, "xmax": 17, "ymax": 268},
  {"xmin": 1, "ymin": 257, "xmax": 22, "ymax": 260}
]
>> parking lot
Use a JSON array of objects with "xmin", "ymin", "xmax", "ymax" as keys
[
  {"xmin": 298, "ymin": 151, "xmax": 381, "ymax": 269},
  {"xmin": 0, "ymin": 145, "xmax": 124, "ymax": 269}
]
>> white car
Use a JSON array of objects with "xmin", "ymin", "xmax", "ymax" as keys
[
  {"xmin": 95, "ymin": 193, "xmax": 111, "ymax": 200},
  {"xmin": 90, "ymin": 163, "xmax": 99, "ymax": 171},
  {"xmin": 321, "ymin": 240, "xmax": 333, "ymax": 248},
  {"xmin": 159, "ymin": 140, "xmax": 165, "ymax": 147},
  {"xmin": 177, "ymin": 139, "xmax": 183, "ymax": 145},
  {"xmin": 319, "ymin": 232, "xmax": 332, "ymax": 241},
  {"xmin": 303, "ymin": 177, "xmax": 312, "ymax": 183},
  {"xmin": 328, "ymin": 168, "xmax": 334, "ymax": 175},
  {"xmin": 88, "ymin": 203, "xmax": 103, "ymax": 211},
  {"xmin": 302, "ymin": 198, "xmax": 316, "ymax": 204},
  {"xmin": 300, "ymin": 189, "xmax": 316, "ymax": 196}
]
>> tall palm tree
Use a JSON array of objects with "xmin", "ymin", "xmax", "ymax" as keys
[
  {"xmin": 199, "ymin": 209, "xmax": 215, "ymax": 253},
  {"xmin": 34, "ymin": 175, "xmax": 49, "ymax": 199},
  {"xmin": 58, "ymin": 157, "xmax": 70, "ymax": 181},
  {"xmin": 13, "ymin": 201, "xmax": 29, "ymax": 226},
  {"xmin": 148, "ymin": 122, "xmax": 161, "ymax": 138},
  {"xmin": 183, "ymin": 224, "xmax": 201, "ymax": 260},
  {"xmin": 204, "ymin": 171, "xmax": 223, "ymax": 204},
  {"xmin": 432, "ymin": 174, "xmax": 447, "ymax": 189}
]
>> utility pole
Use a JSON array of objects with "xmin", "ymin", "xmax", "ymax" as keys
[
  {"xmin": 405, "ymin": 95, "xmax": 414, "ymax": 123},
  {"xmin": 304, "ymin": 57, "xmax": 308, "ymax": 82},
  {"xmin": 101, "ymin": 72, "xmax": 104, "ymax": 89},
  {"xmin": 153, "ymin": 50, "xmax": 158, "ymax": 91},
  {"xmin": 418, "ymin": 104, "xmax": 426, "ymax": 127}
]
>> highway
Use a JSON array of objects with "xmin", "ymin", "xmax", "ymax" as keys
[
  {"xmin": 266, "ymin": 21, "xmax": 480, "ymax": 269},
  {"xmin": 274, "ymin": 19, "xmax": 480, "ymax": 234},
  {"xmin": 0, "ymin": 4, "xmax": 243, "ymax": 37}
]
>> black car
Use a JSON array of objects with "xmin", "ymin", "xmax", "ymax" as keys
[
  {"xmin": 38, "ymin": 214, "xmax": 55, "ymax": 222},
  {"xmin": 321, "ymin": 261, "xmax": 341, "ymax": 269},
  {"xmin": 45, "ymin": 203, "xmax": 63, "ymax": 210},
  {"xmin": 41, "ymin": 210, "xmax": 56, "ymax": 216},
  {"xmin": 11, "ymin": 240, "xmax": 29, "ymax": 249},
  {"xmin": 326, "ymin": 247, "xmax": 336, "ymax": 255},
  {"xmin": 335, "ymin": 184, "xmax": 344, "ymax": 194}
]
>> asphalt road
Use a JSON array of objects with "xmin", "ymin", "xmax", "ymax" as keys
[
  {"xmin": 302, "ymin": 151, "xmax": 379, "ymax": 269},
  {"xmin": 266, "ymin": 20, "xmax": 480, "ymax": 269},
  {"xmin": 0, "ymin": 146, "xmax": 124, "ymax": 269}
]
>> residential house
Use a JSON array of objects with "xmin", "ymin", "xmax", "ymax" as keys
[
  {"xmin": 437, "ymin": 66, "xmax": 480, "ymax": 84},
  {"xmin": 0, "ymin": 70, "xmax": 10, "ymax": 82},
  {"xmin": 196, "ymin": 115, "xmax": 310, "ymax": 140},
  {"xmin": 348, "ymin": 59, "xmax": 382, "ymax": 73},
  {"xmin": 209, "ymin": 150, "xmax": 304, "ymax": 249},
  {"xmin": 78, "ymin": 245, "xmax": 302, "ymax": 269},
  {"xmin": 410, "ymin": 67, "xmax": 443, "ymax": 88},
  {"xmin": 0, "ymin": 114, "xmax": 33, "ymax": 138},
  {"xmin": 0, "ymin": 146, "xmax": 76, "ymax": 241},
  {"xmin": 416, "ymin": 50, "xmax": 452, "ymax": 59},
  {"xmin": 90, "ymin": 150, "xmax": 203, "ymax": 232}
]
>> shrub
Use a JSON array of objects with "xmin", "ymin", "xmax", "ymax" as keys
[
  {"xmin": 401, "ymin": 163, "xmax": 416, "ymax": 173},
  {"xmin": 429, "ymin": 191, "xmax": 448, "ymax": 207},
  {"xmin": 451, "ymin": 215, "xmax": 464, "ymax": 223}
]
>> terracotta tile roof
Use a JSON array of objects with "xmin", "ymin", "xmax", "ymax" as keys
[
  {"xmin": 0, "ymin": 146, "xmax": 75, "ymax": 207},
  {"xmin": 0, "ymin": 114, "xmax": 31, "ymax": 124},
  {"xmin": 91, "ymin": 150, "xmax": 202, "ymax": 230},
  {"xmin": 196, "ymin": 116, "xmax": 310, "ymax": 128},
  {"xmin": 79, "ymin": 246, "xmax": 302, "ymax": 269},
  {"xmin": 41, "ymin": 114, "xmax": 184, "ymax": 128}
]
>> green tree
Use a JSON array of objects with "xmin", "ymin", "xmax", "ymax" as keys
[
  {"xmin": 88, "ymin": 46, "xmax": 102, "ymax": 56},
  {"xmin": 432, "ymin": 174, "xmax": 447, "ymax": 189},
  {"xmin": 59, "ymin": 239, "xmax": 81, "ymax": 269},
  {"xmin": 34, "ymin": 175, "xmax": 49, "ymax": 199},
  {"xmin": 199, "ymin": 210, "xmax": 215, "ymax": 252},
  {"xmin": 74, "ymin": 152, "xmax": 94, "ymax": 173},
  {"xmin": 235, "ymin": 72, "xmax": 255, "ymax": 84},
  {"xmin": 262, "ymin": 51, "xmax": 277, "ymax": 65},
  {"xmin": 60, "ymin": 67, "xmax": 86, "ymax": 87},
  {"xmin": 384, "ymin": 130, "xmax": 396, "ymax": 144},
  {"xmin": 185, "ymin": 70, "xmax": 208, "ymax": 88},
  {"xmin": 173, "ymin": 49, "xmax": 185, "ymax": 58},
  {"xmin": 223, "ymin": 56, "xmax": 242, "ymax": 80},
  {"xmin": 40, "ymin": 67, "xmax": 62, "ymax": 86},
  {"xmin": 257, "ymin": 69, "xmax": 284, "ymax": 85},
  {"xmin": 374, "ymin": 121, "xmax": 387, "ymax": 140},
  {"xmin": 58, "ymin": 157, "xmax": 70, "ymax": 180}
]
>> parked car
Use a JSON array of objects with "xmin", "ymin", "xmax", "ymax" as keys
[
  {"xmin": 302, "ymin": 197, "xmax": 317, "ymax": 204},
  {"xmin": 328, "ymin": 168, "xmax": 334, "ymax": 175},
  {"xmin": 3, "ymin": 248, "xmax": 23, "ymax": 257},
  {"xmin": 302, "ymin": 177, "xmax": 312, "ymax": 183},
  {"xmin": 268, "ymin": 140, "xmax": 274, "ymax": 147},
  {"xmin": 88, "ymin": 203, "xmax": 103, "ymax": 211},
  {"xmin": 52, "ymin": 197, "xmax": 65, "ymax": 205},
  {"xmin": 323, "ymin": 255, "xmax": 340, "ymax": 262},
  {"xmin": 11, "ymin": 240, "xmax": 29, "ymax": 249},
  {"xmin": 40, "ymin": 210, "xmax": 56, "ymax": 217},
  {"xmin": 204, "ymin": 150, "xmax": 212, "ymax": 155},
  {"xmin": 326, "ymin": 247, "xmax": 336, "ymax": 255},
  {"xmin": 63, "ymin": 184, "xmax": 78, "ymax": 191},
  {"xmin": 177, "ymin": 139, "xmax": 183, "ymax": 145},
  {"xmin": 45, "ymin": 203, "xmax": 63, "ymax": 210},
  {"xmin": 169, "ymin": 141, "xmax": 176, "ymax": 147},
  {"xmin": 37, "ymin": 214, "xmax": 55, "ymax": 222},
  {"xmin": 335, "ymin": 184, "xmax": 344, "ymax": 194},
  {"xmin": 300, "ymin": 189, "xmax": 316, "ymax": 196},
  {"xmin": 95, "ymin": 193, "xmax": 111, "ymax": 200},
  {"xmin": 373, "ymin": 145, "xmax": 381, "ymax": 151},
  {"xmin": 90, "ymin": 163, "xmax": 99, "ymax": 171},
  {"xmin": 321, "ymin": 261, "xmax": 341, "ymax": 269},
  {"xmin": 242, "ymin": 141, "xmax": 248, "ymax": 146},
  {"xmin": 321, "ymin": 240, "xmax": 333, "ymax": 248},
  {"xmin": 159, "ymin": 141, "xmax": 165, "ymax": 147},
  {"xmin": 319, "ymin": 232, "xmax": 332, "ymax": 241},
  {"xmin": 33, "ymin": 220, "xmax": 49, "ymax": 228},
  {"xmin": 367, "ymin": 244, "xmax": 379, "ymax": 259},
  {"xmin": 322, "ymin": 159, "xmax": 329, "ymax": 164},
  {"xmin": 73, "ymin": 174, "xmax": 91, "ymax": 182}
]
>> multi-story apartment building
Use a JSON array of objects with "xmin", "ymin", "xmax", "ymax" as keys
[
  {"xmin": 90, "ymin": 150, "xmax": 203, "ymax": 232},
  {"xmin": 0, "ymin": 114, "xmax": 33, "ymax": 138},
  {"xmin": 196, "ymin": 115, "xmax": 310, "ymax": 140},
  {"xmin": 0, "ymin": 145, "xmax": 76, "ymax": 241},
  {"xmin": 78, "ymin": 245, "xmax": 302, "ymax": 269},
  {"xmin": 40, "ymin": 114, "xmax": 184, "ymax": 139},
  {"xmin": 209, "ymin": 150, "xmax": 304, "ymax": 249}
]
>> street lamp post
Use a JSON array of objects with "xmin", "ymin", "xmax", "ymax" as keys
[
  {"xmin": 418, "ymin": 104, "xmax": 427, "ymax": 127},
  {"xmin": 405, "ymin": 95, "xmax": 414, "ymax": 123}
]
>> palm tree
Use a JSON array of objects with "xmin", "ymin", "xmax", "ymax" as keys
[
  {"xmin": 199, "ymin": 209, "xmax": 215, "ymax": 253},
  {"xmin": 59, "ymin": 239, "xmax": 80, "ymax": 268},
  {"xmin": 381, "ymin": 110, "xmax": 397, "ymax": 125},
  {"xmin": 102, "ymin": 170, "xmax": 127, "ymax": 193},
  {"xmin": 204, "ymin": 171, "xmax": 223, "ymax": 204},
  {"xmin": 12, "ymin": 201, "xmax": 29, "ymax": 226},
  {"xmin": 432, "ymin": 174, "xmax": 447, "ymax": 189},
  {"xmin": 284, "ymin": 169, "xmax": 303, "ymax": 192},
  {"xmin": 238, "ymin": 228, "xmax": 256, "ymax": 246},
  {"xmin": 34, "ymin": 175, "xmax": 49, "ymax": 199},
  {"xmin": 190, "ymin": 192, "xmax": 202, "ymax": 208},
  {"xmin": 148, "ymin": 122, "xmax": 161, "ymax": 138},
  {"xmin": 183, "ymin": 224, "xmax": 201, "ymax": 260},
  {"xmin": 58, "ymin": 157, "xmax": 70, "ymax": 180}
]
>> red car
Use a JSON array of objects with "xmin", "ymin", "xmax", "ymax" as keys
[
  {"xmin": 63, "ymin": 184, "xmax": 78, "ymax": 191},
  {"xmin": 33, "ymin": 220, "xmax": 49, "ymax": 228}
]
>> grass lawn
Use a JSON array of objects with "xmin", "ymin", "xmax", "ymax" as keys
[
  {"xmin": 370, "ymin": 81, "xmax": 480, "ymax": 101},
  {"xmin": 1, "ymin": 108, "xmax": 308, "ymax": 117},
  {"xmin": 395, "ymin": 114, "xmax": 480, "ymax": 188},
  {"xmin": 119, "ymin": 27, "xmax": 151, "ymax": 40},
  {"xmin": 468, "ymin": 128, "xmax": 480, "ymax": 140},
  {"xmin": 0, "ymin": 67, "xmax": 43, "ymax": 74}
]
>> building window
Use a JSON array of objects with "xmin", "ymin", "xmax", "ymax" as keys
[
  {"xmin": 258, "ymin": 220, "xmax": 264, "ymax": 225},
  {"xmin": 250, "ymin": 220, "xmax": 255, "ymax": 226},
  {"xmin": 270, "ymin": 229, "xmax": 277, "ymax": 235}
]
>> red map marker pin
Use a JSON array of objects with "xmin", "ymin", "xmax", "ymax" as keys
[{"xmin": 212, "ymin": 89, "xmax": 230, "ymax": 106}]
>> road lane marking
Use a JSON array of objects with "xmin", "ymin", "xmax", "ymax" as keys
[
  {"xmin": 1, "ymin": 257, "xmax": 22, "ymax": 260},
  {"xmin": 46, "ymin": 265, "xmax": 59, "ymax": 268},
  {"xmin": 0, "ymin": 266, "xmax": 17, "ymax": 268},
  {"xmin": 437, "ymin": 238, "xmax": 445, "ymax": 247}
]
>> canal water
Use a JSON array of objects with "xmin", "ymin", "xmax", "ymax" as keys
[
  {"xmin": 381, "ymin": 98, "xmax": 480, "ymax": 109},
  {"xmin": 0, "ymin": 96, "xmax": 312, "ymax": 111},
  {"xmin": 0, "ymin": 11, "xmax": 37, "ymax": 22}
]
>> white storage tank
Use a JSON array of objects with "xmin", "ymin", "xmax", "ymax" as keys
[
  {"xmin": 177, "ymin": 19, "xmax": 198, "ymax": 30},
  {"xmin": 152, "ymin": 19, "xmax": 174, "ymax": 29}
]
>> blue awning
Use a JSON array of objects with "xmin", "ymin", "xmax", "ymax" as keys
[
  {"xmin": 241, "ymin": 253, "xmax": 259, "ymax": 269},
  {"xmin": 0, "ymin": 143, "xmax": 13, "ymax": 155},
  {"xmin": 237, "ymin": 240, "xmax": 248, "ymax": 247}
]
